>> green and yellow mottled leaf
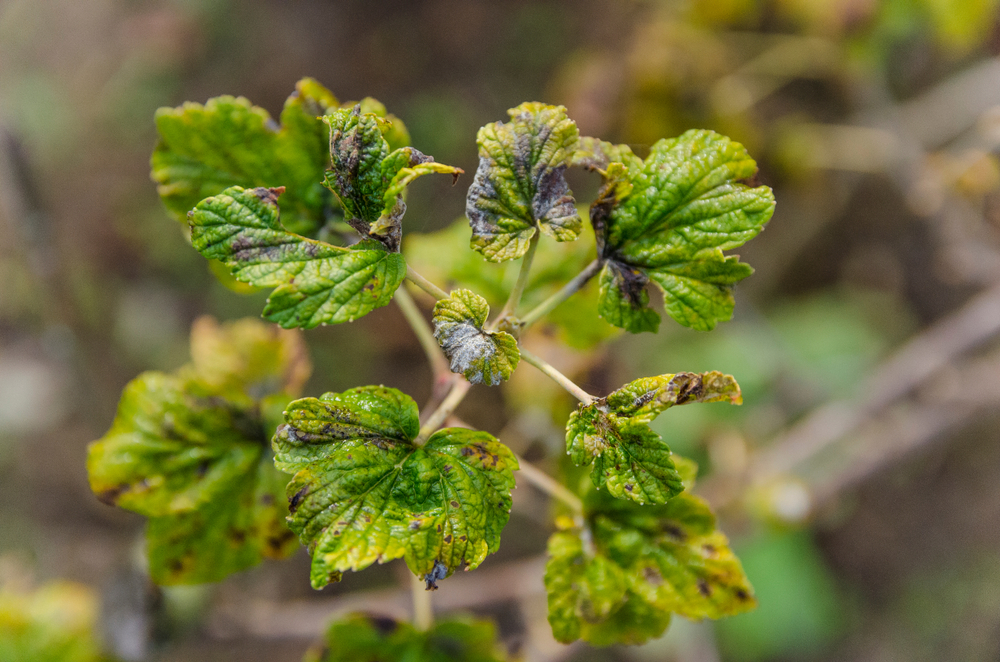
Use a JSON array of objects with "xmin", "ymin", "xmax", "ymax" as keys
[
  {"xmin": 190, "ymin": 186, "xmax": 406, "ymax": 328},
  {"xmin": 467, "ymin": 103, "xmax": 582, "ymax": 262},
  {"xmin": 151, "ymin": 78, "xmax": 339, "ymax": 236},
  {"xmin": 0, "ymin": 582, "xmax": 105, "ymax": 662},
  {"xmin": 544, "ymin": 489, "xmax": 755, "ymax": 646},
  {"xmin": 273, "ymin": 386, "xmax": 518, "ymax": 589},
  {"xmin": 432, "ymin": 290, "xmax": 520, "ymax": 385},
  {"xmin": 323, "ymin": 106, "xmax": 461, "ymax": 252},
  {"xmin": 591, "ymin": 130, "xmax": 774, "ymax": 332},
  {"xmin": 566, "ymin": 372, "xmax": 741, "ymax": 504},
  {"xmin": 87, "ymin": 318, "xmax": 304, "ymax": 584},
  {"xmin": 304, "ymin": 612, "xmax": 510, "ymax": 662}
]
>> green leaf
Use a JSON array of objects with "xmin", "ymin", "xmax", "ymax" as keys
[
  {"xmin": 566, "ymin": 371, "xmax": 741, "ymax": 504},
  {"xmin": 591, "ymin": 130, "xmax": 774, "ymax": 332},
  {"xmin": 304, "ymin": 613, "xmax": 510, "ymax": 662},
  {"xmin": 0, "ymin": 582, "xmax": 105, "ymax": 662},
  {"xmin": 544, "ymin": 490, "xmax": 755, "ymax": 646},
  {"xmin": 323, "ymin": 106, "xmax": 461, "ymax": 252},
  {"xmin": 151, "ymin": 78, "xmax": 339, "ymax": 236},
  {"xmin": 467, "ymin": 102, "xmax": 583, "ymax": 262},
  {"xmin": 432, "ymin": 290, "xmax": 520, "ymax": 385},
  {"xmin": 87, "ymin": 317, "xmax": 304, "ymax": 584},
  {"xmin": 189, "ymin": 186, "xmax": 406, "ymax": 328},
  {"xmin": 273, "ymin": 386, "xmax": 518, "ymax": 589}
]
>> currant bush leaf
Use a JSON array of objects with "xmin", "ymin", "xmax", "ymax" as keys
[
  {"xmin": 87, "ymin": 318, "xmax": 306, "ymax": 584},
  {"xmin": 544, "ymin": 490, "xmax": 755, "ymax": 646},
  {"xmin": 189, "ymin": 186, "xmax": 406, "ymax": 328},
  {"xmin": 151, "ymin": 78, "xmax": 339, "ymax": 236},
  {"xmin": 432, "ymin": 289, "xmax": 520, "ymax": 385},
  {"xmin": 304, "ymin": 613, "xmax": 510, "ymax": 662},
  {"xmin": 566, "ymin": 371, "xmax": 741, "ymax": 504},
  {"xmin": 0, "ymin": 582, "xmax": 105, "ymax": 662},
  {"xmin": 467, "ymin": 102, "xmax": 582, "ymax": 262},
  {"xmin": 323, "ymin": 106, "xmax": 461, "ymax": 252},
  {"xmin": 273, "ymin": 386, "xmax": 518, "ymax": 589},
  {"xmin": 591, "ymin": 130, "xmax": 775, "ymax": 332}
]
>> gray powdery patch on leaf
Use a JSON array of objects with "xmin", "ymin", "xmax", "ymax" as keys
[{"xmin": 432, "ymin": 289, "xmax": 520, "ymax": 386}]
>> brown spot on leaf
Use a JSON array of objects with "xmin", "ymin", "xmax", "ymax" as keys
[
  {"xmin": 230, "ymin": 529, "xmax": 247, "ymax": 544},
  {"xmin": 735, "ymin": 588, "xmax": 750, "ymax": 601},
  {"xmin": 366, "ymin": 615, "xmax": 399, "ymax": 635},
  {"xmin": 643, "ymin": 566, "xmax": 663, "ymax": 585},
  {"xmin": 703, "ymin": 544, "xmax": 717, "ymax": 557},
  {"xmin": 96, "ymin": 483, "xmax": 129, "ymax": 507},
  {"xmin": 697, "ymin": 579, "xmax": 711, "ymax": 596},
  {"xmin": 444, "ymin": 534, "xmax": 453, "ymax": 543},
  {"xmin": 662, "ymin": 523, "xmax": 685, "ymax": 541},
  {"xmin": 289, "ymin": 486, "xmax": 309, "ymax": 513},
  {"xmin": 251, "ymin": 186, "xmax": 285, "ymax": 205},
  {"xmin": 450, "ymin": 500, "xmax": 459, "ymax": 508}
]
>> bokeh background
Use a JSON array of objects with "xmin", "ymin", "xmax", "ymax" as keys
[{"xmin": 3, "ymin": 0, "xmax": 1000, "ymax": 660}]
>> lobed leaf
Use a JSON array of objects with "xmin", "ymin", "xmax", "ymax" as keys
[
  {"xmin": 566, "ymin": 372, "xmax": 740, "ymax": 504},
  {"xmin": 590, "ymin": 129, "xmax": 775, "ymax": 332},
  {"xmin": 87, "ymin": 318, "xmax": 303, "ymax": 584},
  {"xmin": 467, "ymin": 102, "xmax": 582, "ymax": 262},
  {"xmin": 323, "ymin": 106, "xmax": 461, "ymax": 252},
  {"xmin": 151, "ymin": 78, "xmax": 339, "ymax": 236},
  {"xmin": 189, "ymin": 186, "xmax": 406, "ymax": 328},
  {"xmin": 432, "ymin": 290, "xmax": 520, "ymax": 385},
  {"xmin": 273, "ymin": 386, "xmax": 518, "ymax": 589},
  {"xmin": 544, "ymin": 490, "xmax": 755, "ymax": 646},
  {"xmin": 304, "ymin": 612, "xmax": 510, "ymax": 662}
]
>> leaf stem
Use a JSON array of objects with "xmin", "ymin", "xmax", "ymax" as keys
[
  {"xmin": 411, "ymin": 572, "xmax": 434, "ymax": 629},
  {"xmin": 406, "ymin": 265, "xmax": 449, "ymax": 300},
  {"xmin": 518, "ymin": 348, "xmax": 596, "ymax": 405},
  {"xmin": 488, "ymin": 232, "xmax": 540, "ymax": 330},
  {"xmin": 395, "ymin": 285, "xmax": 450, "ymax": 379},
  {"xmin": 515, "ymin": 455, "xmax": 584, "ymax": 516},
  {"xmin": 414, "ymin": 378, "xmax": 473, "ymax": 445},
  {"xmin": 519, "ymin": 259, "xmax": 602, "ymax": 328}
]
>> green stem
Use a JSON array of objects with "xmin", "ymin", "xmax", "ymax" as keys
[
  {"xmin": 395, "ymin": 285, "xmax": 450, "ymax": 379},
  {"xmin": 414, "ymin": 378, "xmax": 473, "ymax": 445},
  {"xmin": 519, "ymin": 259, "xmax": 602, "ymax": 328},
  {"xmin": 406, "ymin": 265, "xmax": 449, "ymax": 300},
  {"xmin": 518, "ymin": 348, "xmax": 596, "ymax": 405},
  {"xmin": 411, "ymin": 572, "xmax": 434, "ymax": 629},
  {"xmin": 488, "ymin": 232, "xmax": 540, "ymax": 330},
  {"xmin": 515, "ymin": 455, "xmax": 584, "ymax": 516}
]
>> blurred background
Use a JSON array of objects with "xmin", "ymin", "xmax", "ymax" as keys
[{"xmin": 2, "ymin": 0, "xmax": 1000, "ymax": 660}]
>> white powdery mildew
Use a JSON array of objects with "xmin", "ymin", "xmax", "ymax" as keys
[{"xmin": 437, "ymin": 322, "xmax": 498, "ymax": 385}]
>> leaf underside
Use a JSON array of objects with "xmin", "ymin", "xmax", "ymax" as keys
[
  {"xmin": 272, "ymin": 386, "xmax": 518, "ymax": 589},
  {"xmin": 432, "ymin": 289, "xmax": 520, "ymax": 385}
]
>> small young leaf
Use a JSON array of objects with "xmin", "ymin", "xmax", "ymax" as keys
[
  {"xmin": 566, "ymin": 372, "xmax": 741, "ymax": 504},
  {"xmin": 151, "ymin": 78, "xmax": 339, "ymax": 236},
  {"xmin": 544, "ymin": 491, "xmax": 755, "ymax": 646},
  {"xmin": 590, "ymin": 130, "xmax": 775, "ymax": 332},
  {"xmin": 323, "ymin": 106, "xmax": 461, "ymax": 251},
  {"xmin": 87, "ymin": 318, "xmax": 305, "ymax": 584},
  {"xmin": 189, "ymin": 186, "xmax": 406, "ymax": 328},
  {"xmin": 432, "ymin": 289, "xmax": 520, "ymax": 385},
  {"xmin": 304, "ymin": 612, "xmax": 510, "ymax": 662},
  {"xmin": 273, "ymin": 386, "xmax": 518, "ymax": 589},
  {"xmin": 467, "ymin": 102, "xmax": 582, "ymax": 262}
]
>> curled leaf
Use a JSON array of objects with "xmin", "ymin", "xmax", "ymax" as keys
[
  {"xmin": 566, "ymin": 372, "xmax": 741, "ymax": 504},
  {"xmin": 432, "ymin": 290, "xmax": 520, "ymax": 386},
  {"xmin": 467, "ymin": 102, "xmax": 582, "ymax": 262}
]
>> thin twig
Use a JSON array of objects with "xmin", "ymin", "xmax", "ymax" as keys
[
  {"xmin": 519, "ymin": 259, "xmax": 601, "ymax": 328},
  {"xmin": 414, "ymin": 378, "xmax": 473, "ymax": 445},
  {"xmin": 410, "ymin": 572, "xmax": 434, "ymax": 629},
  {"xmin": 489, "ymin": 232, "xmax": 539, "ymax": 330},
  {"xmin": 519, "ymin": 348, "xmax": 596, "ymax": 405},
  {"xmin": 515, "ymin": 455, "xmax": 584, "ymax": 516},
  {"xmin": 406, "ymin": 265, "xmax": 449, "ymax": 300},
  {"xmin": 395, "ymin": 285, "xmax": 450, "ymax": 379}
]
